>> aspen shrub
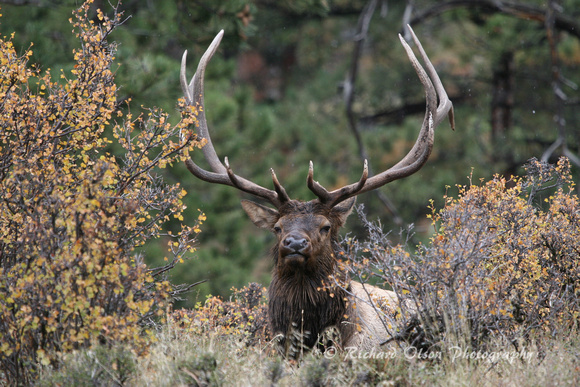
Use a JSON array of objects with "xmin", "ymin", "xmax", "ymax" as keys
[
  {"xmin": 170, "ymin": 283, "xmax": 270, "ymax": 347},
  {"xmin": 0, "ymin": 1, "xmax": 204, "ymax": 383},
  {"xmin": 343, "ymin": 158, "xmax": 579, "ymax": 354}
]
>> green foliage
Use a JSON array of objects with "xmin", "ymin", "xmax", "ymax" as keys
[
  {"xmin": 344, "ymin": 157, "xmax": 579, "ymax": 355},
  {"xmin": 0, "ymin": 1, "xmax": 204, "ymax": 383},
  {"xmin": 175, "ymin": 351, "xmax": 222, "ymax": 386}
]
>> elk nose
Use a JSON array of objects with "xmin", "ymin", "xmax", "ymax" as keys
[{"xmin": 283, "ymin": 235, "xmax": 308, "ymax": 252}]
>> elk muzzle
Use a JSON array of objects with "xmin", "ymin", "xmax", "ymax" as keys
[{"xmin": 280, "ymin": 233, "xmax": 311, "ymax": 261}]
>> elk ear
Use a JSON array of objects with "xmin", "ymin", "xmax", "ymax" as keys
[
  {"xmin": 331, "ymin": 197, "xmax": 356, "ymax": 226},
  {"xmin": 241, "ymin": 200, "xmax": 279, "ymax": 230}
]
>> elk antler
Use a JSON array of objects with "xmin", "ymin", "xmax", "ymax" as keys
[
  {"xmin": 181, "ymin": 26, "xmax": 454, "ymax": 210},
  {"xmin": 180, "ymin": 30, "xmax": 290, "ymax": 208},
  {"xmin": 308, "ymin": 25, "xmax": 455, "ymax": 207}
]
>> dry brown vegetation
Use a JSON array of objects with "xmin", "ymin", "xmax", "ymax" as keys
[{"xmin": 38, "ymin": 289, "xmax": 580, "ymax": 386}]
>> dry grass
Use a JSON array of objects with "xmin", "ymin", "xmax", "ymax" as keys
[{"xmin": 38, "ymin": 316, "xmax": 579, "ymax": 386}]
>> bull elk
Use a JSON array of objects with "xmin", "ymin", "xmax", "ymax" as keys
[{"xmin": 179, "ymin": 26, "xmax": 454, "ymax": 355}]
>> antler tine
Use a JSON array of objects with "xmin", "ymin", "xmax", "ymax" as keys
[
  {"xmin": 270, "ymin": 169, "xmax": 291, "ymax": 203},
  {"xmin": 405, "ymin": 25, "xmax": 455, "ymax": 130},
  {"xmin": 181, "ymin": 30, "xmax": 226, "ymax": 174},
  {"xmin": 181, "ymin": 31, "xmax": 289, "ymax": 208},
  {"xmin": 384, "ymin": 28, "xmax": 438, "ymax": 173},
  {"xmin": 308, "ymin": 160, "xmax": 369, "ymax": 204},
  {"xmin": 307, "ymin": 161, "xmax": 328, "ymax": 200},
  {"xmin": 180, "ymin": 51, "xmax": 193, "ymax": 105},
  {"xmin": 309, "ymin": 26, "xmax": 453, "ymax": 208},
  {"xmin": 221, "ymin": 158, "xmax": 285, "ymax": 206}
]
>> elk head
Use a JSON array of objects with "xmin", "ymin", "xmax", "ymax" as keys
[
  {"xmin": 179, "ymin": 26, "xmax": 454, "ymax": 352},
  {"xmin": 241, "ymin": 198, "xmax": 355, "ymax": 280}
]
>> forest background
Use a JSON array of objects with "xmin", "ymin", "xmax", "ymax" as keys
[{"xmin": 2, "ymin": 0, "xmax": 579, "ymax": 306}]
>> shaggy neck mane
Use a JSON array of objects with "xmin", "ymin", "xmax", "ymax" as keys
[{"xmin": 268, "ymin": 212, "xmax": 354, "ymax": 350}]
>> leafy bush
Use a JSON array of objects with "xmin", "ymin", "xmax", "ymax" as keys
[
  {"xmin": 344, "ymin": 157, "xmax": 579, "ymax": 355},
  {"xmin": 170, "ymin": 283, "xmax": 270, "ymax": 347},
  {"xmin": 0, "ymin": 1, "xmax": 203, "ymax": 383}
]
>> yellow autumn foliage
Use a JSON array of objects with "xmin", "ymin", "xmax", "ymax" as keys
[
  {"xmin": 345, "ymin": 157, "xmax": 579, "ymax": 353},
  {"xmin": 0, "ymin": 1, "xmax": 204, "ymax": 383}
]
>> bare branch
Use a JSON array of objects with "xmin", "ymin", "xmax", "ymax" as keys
[{"xmin": 408, "ymin": 0, "xmax": 580, "ymax": 40}]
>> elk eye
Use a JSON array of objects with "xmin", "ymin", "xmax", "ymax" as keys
[
  {"xmin": 273, "ymin": 226, "xmax": 282, "ymax": 234},
  {"xmin": 320, "ymin": 225, "xmax": 331, "ymax": 234}
]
